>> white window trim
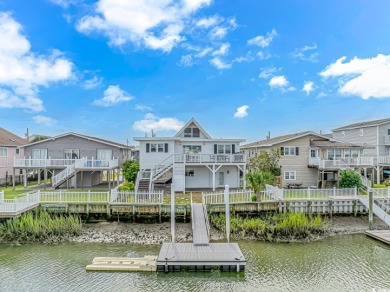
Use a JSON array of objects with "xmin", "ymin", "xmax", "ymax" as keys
[
  {"xmin": 359, "ymin": 129, "xmax": 364, "ymax": 136},
  {"xmin": 0, "ymin": 147, "xmax": 7, "ymax": 157},
  {"xmin": 283, "ymin": 146, "xmax": 296, "ymax": 156},
  {"xmin": 284, "ymin": 171, "xmax": 296, "ymax": 181},
  {"xmin": 341, "ymin": 131, "xmax": 345, "ymax": 138}
]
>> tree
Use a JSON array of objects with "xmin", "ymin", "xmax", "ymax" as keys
[
  {"xmin": 249, "ymin": 148, "xmax": 281, "ymax": 176},
  {"xmin": 30, "ymin": 136, "xmax": 49, "ymax": 143},
  {"xmin": 122, "ymin": 160, "xmax": 140, "ymax": 183},
  {"xmin": 339, "ymin": 169, "xmax": 362, "ymax": 188},
  {"xmin": 246, "ymin": 171, "xmax": 275, "ymax": 198}
]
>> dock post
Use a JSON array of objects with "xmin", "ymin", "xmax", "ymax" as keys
[
  {"xmin": 224, "ymin": 185, "xmax": 230, "ymax": 243},
  {"xmin": 368, "ymin": 189, "xmax": 373, "ymax": 230},
  {"xmin": 171, "ymin": 183, "xmax": 175, "ymax": 243}
]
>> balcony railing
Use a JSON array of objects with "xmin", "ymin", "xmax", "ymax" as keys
[
  {"xmin": 385, "ymin": 135, "xmax": 390, "ymax": 145},
  {"xmin": 14, "ymin": 157, "xmax": 119, "ymax": 168},
  {"xmin": 309, "ymin": 157, "xmax": 375, "ymax": 169},
  {"xmin": 174, "ymin": 154, "xmax": 246, "ymax": 163}
]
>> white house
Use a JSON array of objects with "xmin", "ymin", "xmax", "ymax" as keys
[{"xmin": 134, "ymin": 118, "xmax": 246, "ymax": 193}]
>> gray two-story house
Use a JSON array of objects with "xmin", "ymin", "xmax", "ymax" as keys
[
  {"xmin": 14, "ymin": 133, "xmax": 133, "ymax": 189},
  {"xmin": 332, "ymin": 118, "xmax": 390, "ymax": 183},
  {"xmin": 241, "ymin": 131, "xmax": 364, "ymax": 188}
]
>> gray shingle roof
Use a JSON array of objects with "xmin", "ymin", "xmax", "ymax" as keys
[
  {"xmin": 332, "ymin": 118, "xmax": 390, "ymax": 131},
  {"xmin": 241, "ymin": 131, "xmax": 312, "ymax": 148},
  {"xmin": 0, "ymin": 128, "xmax": 27, "ymax": 146}
]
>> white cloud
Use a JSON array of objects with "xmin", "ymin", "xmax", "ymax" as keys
[
  {"xmin": 247, "ymin": 29, "xmax": 278, "ymax": 48},
  {"xmin": 302, "ymin": 81, "xmax": 315, "ymax": 95},
  {"xmin": 259, "ymin": 67, "xmax": 280, "ymax": 79},
  {"xmin": 210, "ymin": 26, "xmax": 228, "ymax": 39},
  {"xmin": 93, "ymin": 85, "xmax": 133, "ymax": 106},
  {"xmin": 212, "ymin": 43, "xmax": 230, "ymax": 56},
  {"xmin": 0, "ymin": 12, "xmax": 74, "ymax": 112},
  {"xmin": 135, "ymin": 104, "xmax": 153, "ymax": 111},
  {"xmin": 49, "ymin": 0, "xmax": 79, "ymax": 8},
  {"xmin": 83, "ymin": 75, "xmax": 103, "ymax": 89},
  {"xmin": 257, "ymin": 51, "xmax": 272, "ymax": 60},
  {"xmin": 234, "ymin": 105, "xmax": 249, "ymax": 118},
  {"xmin": 76, "ymin": 0, "xmax": 212, "ymax": 52},
  {"xmin": 292, "ymin": 43, "xmax": 318, "ymax": 62},
  {"xmin": 210, "ymin": 57, "xmax": 231, "ymax": 70},
  {"xmin": 320, "ymin": 54, "xmax": 390, "ymax": 99},
  {"xmin": 132, "ymin": 114, "xmax": 184, "ymax": 132},
  {"xmin": 178, "ymin": 54, "xmax": 194, "ymax": 67},
  {"xmin": 269, "ymin": 75, "xmax": 289, "ymax": 88},
  {"xmin": 33, "ymin": 115, "xmax": 57, "ymax": 126},
  {"xmin": 196, "ymin": 15, "xmax": 221, "ymax": 28}
]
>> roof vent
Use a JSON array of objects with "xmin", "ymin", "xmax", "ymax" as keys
[{"xmin": 9, "ymin": 138, "xmax": 16, "ymax": 142}]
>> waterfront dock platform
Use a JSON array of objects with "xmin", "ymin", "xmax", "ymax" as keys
[
  {"xmin": 156, "ymin": 242, "xmax": 246, "ymax": 272},
  {"xmin": 86, "ymin": 256, "xmax": 157, "ymax": 272},
  {"xmin": 365, "ymin": 230, "xmax": 390, "ymax": 245}
]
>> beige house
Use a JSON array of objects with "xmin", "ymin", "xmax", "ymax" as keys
[{"xmin": 241, "ymin": 131, "xmax": 364, "ymax": 188}]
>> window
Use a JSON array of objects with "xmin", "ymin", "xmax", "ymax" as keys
[
  {"xmin": 359, "ymin": 129, "xmax": 364, "ymax": 136},
  {"xmin": 284, "ymin": 171, "xmax": 296, "ymax": 180},
  {"xmin": 64, "ymin": 149, "xmax": 79, "ymax": 159},
  {"xmin": 183, "ymin": 145, "xmax": 201, "ymax": 154},
  {"xmin": 310, "ymin": 149, "xmax": 317, "ymax": 158},
  {"xmin": 184, "ymin": 127, "xmax": 200, "ymax": 138},
  {"xmin": 387, "ymin": 129, "xmax": 390, "ymax": 135},
  {"xmin": 216, "ymin": 144, "xmax": 234, "ymax": 154},
  {"xmin": 282, "ymin": 146, "xmax": 299, "ymax": 156},
  {"xmin": 97, "ymin": 149, "xmax": 112, "ymax": 160},
  {"xmin": 146, "ymin": 143, "xmax": 169, "ymax": 153},
  {"xmin": 16, "ymin": 149, "xmax": 19, "ymax": 155},
  {"xmin": 0, "ymin": 148, "xmax": 7, "ymax": 157},
  {"xmin": 32, "ymin": 149, "xmax": 47, "ymax": 159}
]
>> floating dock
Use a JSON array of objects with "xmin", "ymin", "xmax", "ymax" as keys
[
  {"xmin": 156, "ymin": 242, "xmax": 246, "ymax": 272},
  {"xmin": 86, "ymin": 256, "xmax": 157, "ymax": 272},
  {"xmin": 365, "ymin": 230, "xmax": 390, "ymax": 245}
]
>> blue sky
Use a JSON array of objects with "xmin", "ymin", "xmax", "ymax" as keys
[{"xmin": 1, "ymin": 0, "xmax": 390, "ymax": 145}]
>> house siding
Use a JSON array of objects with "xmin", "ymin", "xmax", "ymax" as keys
[{"xmin": 0, "ymin": 146, "xmax": 24, "ymax": 179}]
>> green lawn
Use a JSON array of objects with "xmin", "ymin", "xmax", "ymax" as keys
[
  {"xmin": 1, "ymin": 186, "xmax": 31, "ymax": 199},
  {"xmin": 164, "ymin": 192, "xmax": 202, "ymax": 204}
]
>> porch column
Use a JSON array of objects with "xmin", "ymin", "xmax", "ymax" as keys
[
  {"xmin": 44, "ymin": 168, "xmax": 47, "ymax": 190},
  {"xmin": 243, "ymin": 164, "xmax": 247, "ymax": 190},
  {"xmin": 108, "ymin": 170, "xmax": 111, "ymax": 190},
  {"xmin": 117, "ymin": 168, "xmax": 120, "ymax": 186},
  {"xmin": 376, "ymin": 166, "xmax": 381, "ymax": 184},
  {"xmin": 12, "ymin": 168, "xmax": 15, "ymax": 189},
  {"xmin": 81, "ymin": 171, "xmax": 84, "ymax": 189},
  {"xmin": 212, "ymin": 165, "xmax": 216, "ymax": 191},
  {"xmin": 23, "ymin": 169, "xmax": 27, "ymax": 188},
  {"xmin": 38, "ymin": 169, "xmax": 41, "ymax": 185},
  {"xmin": 74, "ymin": 170, "xmax": 77, "ymax": 189},
  {"xmin": 364, "ymin": 167, "xmax": 367, "ymax": 178}
]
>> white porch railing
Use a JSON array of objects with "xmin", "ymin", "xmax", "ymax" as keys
[
  {"xmin": 0, "ymin": 191, "xmax": 39, "ymax": 213},
  {"xmin": 202, "ymin": 190, "xmax": 254, "ymax": 204},
  {"xmin": 52, "ymin": 164, "xmax": 76, "ymax": 186},
  {"xmin": 0, "ymin": 190, "xmax": 4, "ymax": 202},
  {"xmin": 40, "ymin": 191, "xmax": 109, "ymax": 203},
  {"xmin": 378, "ymin": 156, "xmax": 390, "ymax": 165},
  {"xmin": 385, "ymin": 135, "xmax": 390, "ymax": 145},
  {"xmin": 174, "ymin": 154, "xmax": 246, "ymax": 164},
  {"xmin": 110, "ymin": 191, "xmax": 164, "ymax": 204},
  {"xmin": 372, "ymin": 187, "xmax": 390, "ymax": 198},
  {"xmin": 14, "ymin": 158, "xmax": 76, "ymax": 167}
]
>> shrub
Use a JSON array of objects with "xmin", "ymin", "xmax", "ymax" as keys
[
  {"xmin": 246, "ymin": 171, "xmax": 275, "ymax": 194},
  {"xmin": 122, "ymin": 160, "xmax": 140, "ymax": 183},
  {"xmin": 339, "ymin": 169, "xmax": 362, "ymax": 188},
  {"xmin": 118, "ymin": 181, "xmax": 135, "ymax": 191},
  {"xmin": 384, "ymin": 179, "xmax": 390, "ymax": 187}
]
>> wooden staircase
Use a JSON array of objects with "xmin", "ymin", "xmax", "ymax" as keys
[
  {"xmin": 138, "ymin": 179, "xmax": 151, "ymax": 192},
  {"xmin": 52, "ymin": 164, "xmax": 78, "ymax": 188}
]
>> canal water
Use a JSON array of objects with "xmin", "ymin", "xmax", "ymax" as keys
[{"xmin": 0, "ymin": 234, "xmax": 389, "ymax": 292}]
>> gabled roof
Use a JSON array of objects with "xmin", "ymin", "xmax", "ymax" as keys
[
  {"xmin": 19, "ymin": 132, "xmax": 131, "ymax": 149},
  {"xmin": 174, "ymin": 118, "xmax": 212, "ymax": 139},
  {"xmin": 241, "ymin": 131, "xmax": 346, "ymax": 148},
  {"xmin": 0, "ymin": 128, "xmax": 27, "ymax": 147},
  {"xmin": 310, "ymin": 140, "xmax": 362, "ymax": 148},
  {"xmin": 332, "ymin": 118, "xmax": 390, "ymax": 131}
]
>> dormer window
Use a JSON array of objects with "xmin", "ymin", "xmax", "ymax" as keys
[
  {"xmin": 359, "ymin": 129, "xmax": 364, "ymax": 136},
  {"xmin": 184, "ymin": 127, "xmax": 200, "ymax": 138}
]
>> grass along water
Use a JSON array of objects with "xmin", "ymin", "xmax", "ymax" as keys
[
  {"xmin": 0, "ymin": 210, "xmax": 82, "ymax": 243},
  {"xmin": 210, "ymin": 212, "xmax": 328, "ymax": 241}
]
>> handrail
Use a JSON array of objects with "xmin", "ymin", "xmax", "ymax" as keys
[
  {"xmin": 191, "ymin": 192, "xmax": 195, "ymax": 231},
  {"xmin": 203, "ymin": 203, "xmax": 210, "ymax": 239}
]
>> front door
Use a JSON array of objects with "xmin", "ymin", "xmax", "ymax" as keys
[{"xmin": 218, "ymin": 172, "xmax": 225, "ymax": 186}]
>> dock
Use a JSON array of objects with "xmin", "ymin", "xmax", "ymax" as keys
[
  {"xmin": 86, "ymin": 256, "xmax": 157, "ymax": 272},
  {"xmin": 365, "ymin": 230, "xmax": 390, "ymax": 245},
  {"xmin": 156, "ymin": 242, "xmax": 246, "ymax": 272}
]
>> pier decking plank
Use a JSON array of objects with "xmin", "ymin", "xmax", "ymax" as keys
[
  {"xmin": 366, "ymin": 230, "xmax": 390, "ymax": 245},
  {"xmin": 191, "ymin": 204, "xmax": 209, "ymax": 246}
]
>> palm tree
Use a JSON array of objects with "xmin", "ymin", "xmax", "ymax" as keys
[{"xmin": 246, "ymin": 171, "xmax": 275, "ymax": 201}]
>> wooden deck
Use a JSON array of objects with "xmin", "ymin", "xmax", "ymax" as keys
[
  {"xmin": 191, "ymin": 204, "xmax": 209, "ymax": 246},
  {"xmin": 156, "ymin": 242, "xmax": 246, "ymax": 272},
  {"xmin": 365, "ymin": 230, "xmax": 390, "ymax": 245}
]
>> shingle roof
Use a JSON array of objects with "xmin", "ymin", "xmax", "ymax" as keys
[
  {"xmin": 0, "ymin": 128, "xmax": 27, "ymax": 146},
  {"xmin": 241, "ymin": 131, "xmax": 312, "ymax": 148},
  {"xmin": 332, "ymin": 118, "xmax": 390, "ymax": 131},
  {"xmin": 310, "ymin": 140, "xmax": 361, "ymax": 148}
]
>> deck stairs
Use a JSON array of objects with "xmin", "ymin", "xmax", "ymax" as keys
[
  {"xmin": 137, "ymin": 179, "xmax": 151, "ymax": 192},
  {"xmin": 52, "ymin": 164, "xmax": 78, "ymax": 188},
  {"xmin": 359, "ymin": 190, "xmax": 390, "ymax": 227},
  {"xmin": 191, "ymin": 203, "xmax": 210, "ymax": 246}
]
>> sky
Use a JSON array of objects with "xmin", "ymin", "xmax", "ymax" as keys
[{"xmin": 1, "ymin": 0, "xmax": 390, "ymax": 146}]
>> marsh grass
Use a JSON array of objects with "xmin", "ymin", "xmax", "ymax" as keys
[
  {"xmin": 211, "ymin": 212, "xmax": 328, "ymax": 241},
  {"xmin": 0, "ymin": 210, "xmax": 82, "ymax": 243}
]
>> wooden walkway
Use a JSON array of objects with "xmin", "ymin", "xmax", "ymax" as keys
[
  {"xmin": 359, "ymin": 197, "xmax": 390, "ymax": 226},
  {"xmin": 156, "ymin": 242, "xmax": 246, "ymax": 272},
  {"xmin": 86, "ymin": 256, "xmax": 157, "ymax": 272},
  {"xmin": 191, "ymin": 203, "xmax": 209, "ymax": 246},
  {"xmin": 366, "ymin": 230, "xmax": 390, "ymax": 245}
]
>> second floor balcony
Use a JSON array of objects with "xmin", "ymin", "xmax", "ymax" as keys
[
  {"xmin": 174, "ymin": 153, "xmax": 246, "ymax": 164},
  {"xmin": 14, "ymin": 157, "xmax": 119, "ymax": 169},
  {"xmin": 309, "ymin": 157, "xmax": 375, "ymax": 169}
]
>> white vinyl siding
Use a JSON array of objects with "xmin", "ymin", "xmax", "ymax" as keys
[
  {"xmin": 284, "ymin": 171, "xmax": 296, "ymax": 180},
  {"xmin": 0, "ymin": 148, "xmax": 7, "ymax": 157}
]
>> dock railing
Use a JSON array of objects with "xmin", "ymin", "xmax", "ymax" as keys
[
  {"xmin": 0, "ymin": 190, "xmax": 4, "ymax": 202},
  {"xmin": 110, "ymin": 191, "xmax": 164, "ymax": 205},
  {"xmin": 202, "ymin": 190, "xmax": 254, "ymax": 205}
]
